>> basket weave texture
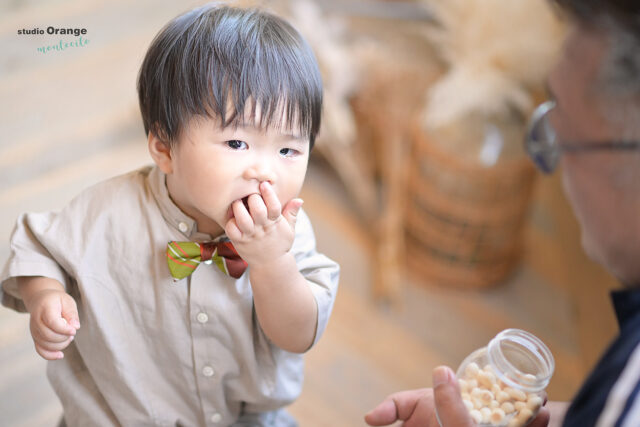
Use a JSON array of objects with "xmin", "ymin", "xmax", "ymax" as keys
[{"xmin": 406, "ymin": 125, "xmax": 536, "ymax": 288}]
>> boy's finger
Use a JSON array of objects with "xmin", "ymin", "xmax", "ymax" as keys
[
  {"xmin": 259, "ymin": 181, "xmax": 281, "ymax": 220},
  {"xmin": 31, "ymin": 320, "xmax": 70, "ymax": 344},
  {"xmin": 232, "ymin": 200, "xmax": 254, "ymax": 234},
  {"xmin": 61, "ymin": 296, "xmax": 80, "ymax": 330},
  {"xmin": 247, "ymin": 193, "xmax": 268, "ymax": 226},
  {"xmin": 35, "ymin": 343, "xmax": 64, "ymax": 360},
  {"xmin": 282, "ymin": 199, "xmax": 303, "ymax": 227},
  {"xmin": 41, "ymin": 306, "xmax": 76, "ymax": 335},
  {"xmin": 224, "ymin": 219, "xmax": 243, "ymax": 242},
  {"xmin": 39, "ymin": 335, "xmax": 74, "ymax": 352}
]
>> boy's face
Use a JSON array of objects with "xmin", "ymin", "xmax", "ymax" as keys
[{"xmin": 152, "ymin": 113, "xmax": 310, "ymax": 237}]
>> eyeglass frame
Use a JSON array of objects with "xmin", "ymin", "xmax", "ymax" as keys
[{"xmin": 524, "ymin": 100, "xmax": 640, "ymax": 174}]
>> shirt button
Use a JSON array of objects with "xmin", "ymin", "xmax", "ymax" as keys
[
  {"xmin": 196, "ymin": 312, "xmax": 209, "ymax": 324},
  {"xmin": 178, "ymin": 222, "xmax": 188, "ymax": 233},
  {"xmin": 210, "ymin": 413, "xmax": 222, "ymax": 423},
  {"xmin": 202, "ymin": 366, "xmax": 214, "ymax": 377}
]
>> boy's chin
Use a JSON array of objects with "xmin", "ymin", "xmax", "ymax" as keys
[{"xmin": 195, "ymin": 219, "xmax": 225, "ymax": 238}]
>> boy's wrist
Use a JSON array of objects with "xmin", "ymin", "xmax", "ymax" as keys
[
  {"xmin": 17, "ymin": 276, "xmax": 65, "ymax": 312},
  {"xmin": 248, "ymin": 252, "xmax": 296, "ymax": 276}
]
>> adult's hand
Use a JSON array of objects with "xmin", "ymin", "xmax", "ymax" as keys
[
  {"xmin": 364, "ymin": 387, "xmax": 440, "ymax": 427},
  {"xmin": 364, "ymin": 366, "xmax": 473, "ymax": 427},
  {"xmin": 433, "ymin": 366, "xmax": 477, "ymax": 426},
  {"xmin": 365, "ymin": 366, "xmax": 551, "ymax": 427}
]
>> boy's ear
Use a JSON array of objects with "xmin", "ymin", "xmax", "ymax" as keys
[{"xmin": 148, "ymin": 132, "xmax": 173, "ymax": 174}]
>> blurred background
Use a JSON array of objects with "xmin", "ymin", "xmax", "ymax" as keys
[{"xmin": 0, "ymin": 0, "xmax": 620, "ymax": 425}]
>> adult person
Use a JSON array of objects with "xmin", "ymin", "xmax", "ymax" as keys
[{"xmin": 365, "ymin": 0, "xmax": 640, "ymax": 425}]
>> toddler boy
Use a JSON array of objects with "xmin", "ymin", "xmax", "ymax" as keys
[{"xmin": 1, "ymin": 4, "xmax": 339, "ymax": 426}]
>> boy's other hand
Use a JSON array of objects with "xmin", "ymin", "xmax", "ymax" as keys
[
  {"xmin": 26, "ymin": 287, "xmax": 80, "ymax": 360},
  {"xmin": 225, "ymin": 181, "xmax": 303, "ymax": 267}
]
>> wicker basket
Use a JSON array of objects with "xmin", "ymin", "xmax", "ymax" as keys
[{"xmin": 406, "ymin": 121, "xmax": 537, "ymax": 289}]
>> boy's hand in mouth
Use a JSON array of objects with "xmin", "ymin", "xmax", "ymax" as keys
[{"xmin": 225, "ymin": 181, "xmax": 303, "ymax": 267}]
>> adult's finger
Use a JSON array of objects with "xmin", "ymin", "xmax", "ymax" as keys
[
  {"xmin": 364, "ymin": 389, "xmax": 435, "ymax": 426},
  {"xmin": 527, "ymin": 407, "xmax": 550, "ymax": 427},
  {"xmin": 364, "ymin": 397, "xmax": 400, "ymax": 426},
  {"xmin": 393, "ymin": 389, "xmax": 435, "ymax": 425},
  {"xmin": 432, "ymin": 366, "xmax": 475, "ymax": 427},
  {"xmin": 403, "ymin": 391, "xmax": 441, "ymax": 427}
]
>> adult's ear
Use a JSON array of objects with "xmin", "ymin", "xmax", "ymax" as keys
[{"xmin": 148, "ymin": 131, "xmax": 173, "ymax": 174}]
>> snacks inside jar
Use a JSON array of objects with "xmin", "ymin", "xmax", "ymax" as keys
[{"xmin": 455, "ymin": 329, "xmax": 554, "ymax": 427}]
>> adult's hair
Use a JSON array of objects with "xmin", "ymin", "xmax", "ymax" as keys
[
  {"xmin": 555, "ymin": 0, "xmax": 640, "ymax": 99},
  {"xmin": 137, "ymin": 3, "xmax": 323, "ymax": 147},
  {"xmin": 554, "ymin": 0, "xmax": 640, "ymax": 27}
]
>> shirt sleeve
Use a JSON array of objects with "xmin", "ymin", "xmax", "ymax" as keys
[
  {"xmin": 290, "ymin": 209, "xmax": 340, "ymax": 348},
  {"xmin": 1, "ymin": 212, "xmax": 71, "ymax": 313}
]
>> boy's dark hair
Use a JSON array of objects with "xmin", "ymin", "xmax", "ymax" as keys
[{"xmin": 137, "ymin": 3, "xmax": 322, "ymax": 147}]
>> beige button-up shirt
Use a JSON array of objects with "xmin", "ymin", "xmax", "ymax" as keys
[{"xmin": 1, "ymin": 166, "xmax": 340, "ymax": 426}]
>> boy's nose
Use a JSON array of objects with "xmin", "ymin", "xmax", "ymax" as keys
[{"xmin": 243, "ymin": 163, "xmax": 276, "ymax": 185}]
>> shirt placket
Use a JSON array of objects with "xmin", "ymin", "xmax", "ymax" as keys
[{"xmin": 188, "ymin": 268, "xmax": 228, "ymax": 426}]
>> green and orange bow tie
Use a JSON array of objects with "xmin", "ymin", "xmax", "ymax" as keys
[{"xmin": 166, "ymin": 240, "xmax": 248, "ymax": 280}]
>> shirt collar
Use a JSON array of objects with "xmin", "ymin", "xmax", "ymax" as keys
[
  {"xmin": 611, "ymin": 287, "xmax": 640, "ymax": 330},
  {"xmin": 147, "ymin": 165, "xmax": 215, "ymax": 241}
]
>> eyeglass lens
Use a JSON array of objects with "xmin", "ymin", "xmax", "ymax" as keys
[{"xmin": 526, "ymin": 102, "xmax": 560, "ymax": 173}]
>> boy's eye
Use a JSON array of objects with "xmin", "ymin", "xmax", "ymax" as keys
[
  {"xmin": 227, "ymin": 140, "xmax": 248, "ymax": 150},
  {"xmin": 279, "ymin": 148, "xmax": 298, "ymax": 157}
]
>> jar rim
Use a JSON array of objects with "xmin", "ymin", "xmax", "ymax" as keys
[{"xmin": 487, "ymin": 328, "xmax": 555, "ymax": 393}]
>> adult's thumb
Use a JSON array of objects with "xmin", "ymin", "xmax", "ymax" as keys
[
  {"xmin": 527, "ymin": 407, "xmax": 550, "ymax": 427},
  {"xmin": 433, "ymin": 366, "xmax": 475, "ymax": 427}
]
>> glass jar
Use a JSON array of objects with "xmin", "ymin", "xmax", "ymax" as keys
[{"xmin": 455, "ymin": 329, "xmax": 555, "ymax": 427}]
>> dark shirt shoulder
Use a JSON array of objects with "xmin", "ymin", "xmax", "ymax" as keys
[{"xmin": 563, "ymin": 288, "xmax": 640, "ymax": 426}]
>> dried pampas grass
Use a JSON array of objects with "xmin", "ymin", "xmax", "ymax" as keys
[
  {"xmin": 420, "ymin": 0, "xmax": 565, "ymax": 129},
  {"xmin": 287, "ymin": 0, "xmax": 360, "ymax": 147}
]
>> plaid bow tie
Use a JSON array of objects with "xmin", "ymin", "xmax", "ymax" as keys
[{"xmin": 166, "ymin": 240, "xmax": 248, "ymax": 280}]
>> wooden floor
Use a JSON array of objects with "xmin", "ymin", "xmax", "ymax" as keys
[{"xmin": 0, "ymin": 0, "xmax": 621, "ymax": 426}]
